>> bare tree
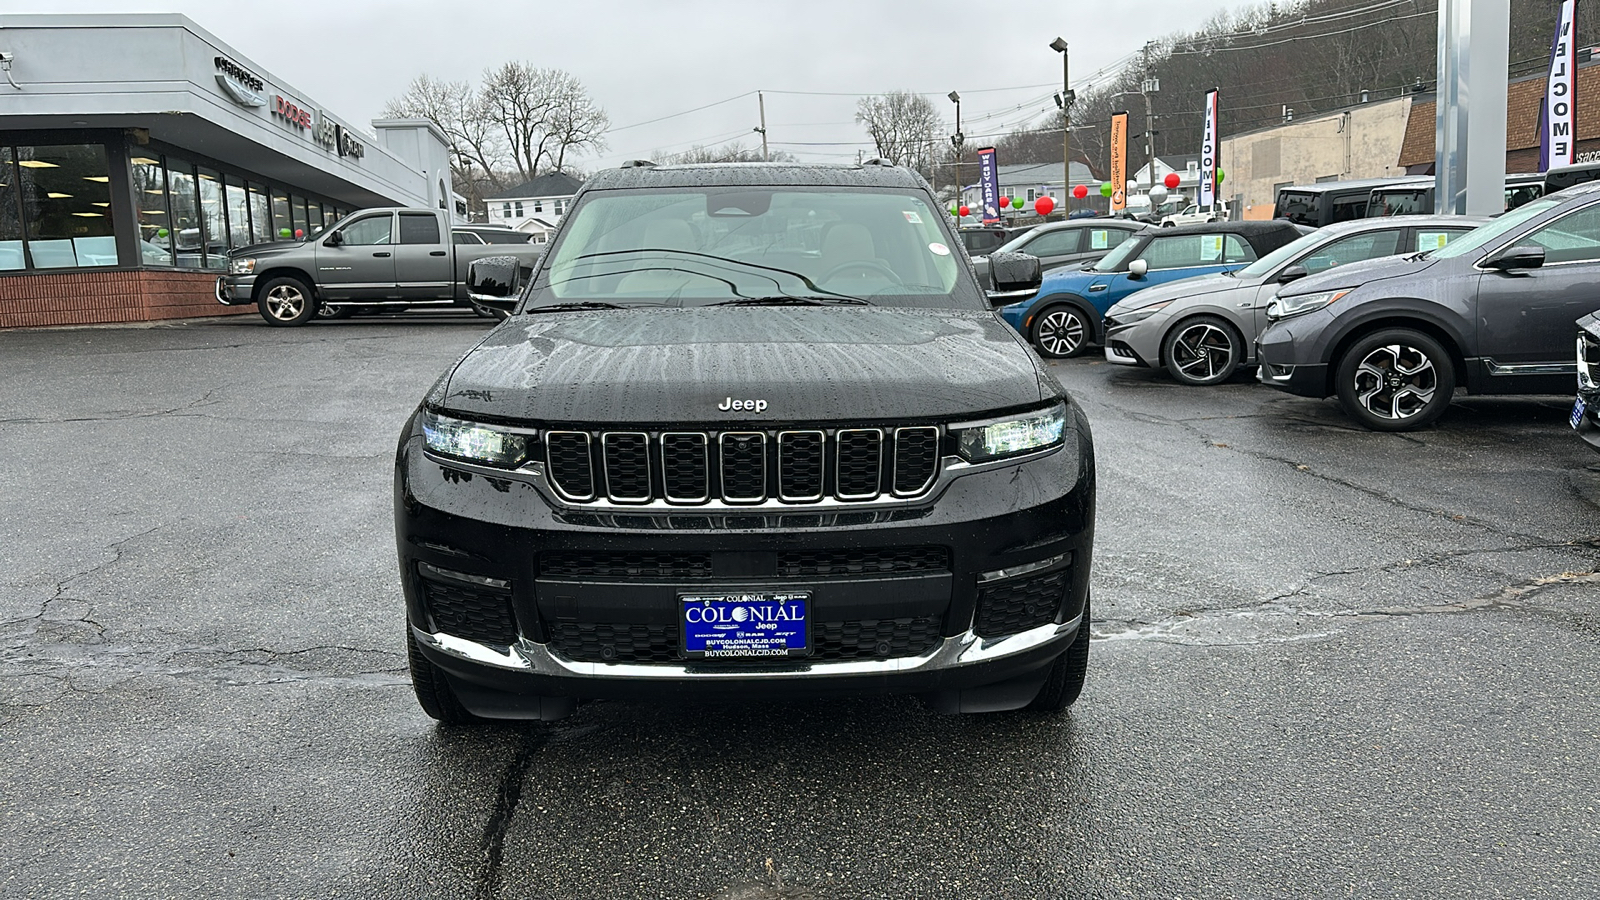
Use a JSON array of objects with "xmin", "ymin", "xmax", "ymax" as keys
[
  {"xmin": 855, "ymin": 91, "xmax": 942, "ymax": 174},
  {"xmin": 658, "ymin": 142, "xmax": 798, "ymax": 164},
  {"xmin": 383, "ymin": 74, "xmax": 506, "ymax": 209},
  {"xmin": 480, "ymin": 63, "xmax": 609, "ymax": 180}
]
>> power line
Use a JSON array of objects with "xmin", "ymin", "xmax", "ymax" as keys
[
  {"xmin": 609, "ymin": 91, "xmax": 757, "ymax": 132},
  {"xmin": 1170, "ymin": 9, "xmax": 1435, "ymax": 55}
]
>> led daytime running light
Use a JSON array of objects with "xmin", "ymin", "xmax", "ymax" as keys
[{"xmin": 956, "ymin": 404, "xmax": 1067, "ymax": 462}]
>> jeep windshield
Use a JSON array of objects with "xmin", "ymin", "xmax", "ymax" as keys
[{"xmin": 527, "ymin": 187, "xmax": 986, "ymax": 310}]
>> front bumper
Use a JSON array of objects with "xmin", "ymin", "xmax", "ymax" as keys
[
  {"xmin": 1103, "ymin": 320, "xmax": 1158, "ymax": 368},
  {"xmin": 395, "ymin": 409, "xmax": 1096, "ymax": 716},
  {"xmin": 1577, "ymin": 389, "xmax": 1600, "ymax": 453},
  {"xmin": 215, "ymin": 274, "xmax": 256, "ymax": 305},
  {"xmin": 1256, "ymin": 321, "xmax": 1330, "ymax": 397}
]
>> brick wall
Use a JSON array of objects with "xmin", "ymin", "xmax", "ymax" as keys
[{"xmin": 0, "ymin": 269, "xmax": 252, "ymax": 329}]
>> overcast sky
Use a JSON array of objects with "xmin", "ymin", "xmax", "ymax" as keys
[{"xmin": 5, "ymin": 0, "xmax": 1239, "ymax": 171}]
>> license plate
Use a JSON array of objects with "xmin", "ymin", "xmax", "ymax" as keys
[
  {"xmin": 1574, "ymin": 396, "xmax": 1588, "ymax": 430},
  {"xmin": 680, "ymin": 591, "xmax": 810, "ymax": 659}
]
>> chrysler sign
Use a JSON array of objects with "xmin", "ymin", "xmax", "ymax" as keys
[{"xmin": 214, "ymin": 56, "xmax": 266, "ymax": 108}]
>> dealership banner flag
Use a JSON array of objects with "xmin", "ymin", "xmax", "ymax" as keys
[
  {"xmin": 1199, "ymin": 89, "xmax": 1220, "ymax": 208},
  {"xmin": 1110, "ymin": 112, "xmax": 1129, "ymax": 212},
  {"xmin": 1540, "ymin": 0, "xmax": 1580, "ymax": 171},
  {"xmin": 978, "ymin": 147, "xmax": 1002, "ymax": 224}
]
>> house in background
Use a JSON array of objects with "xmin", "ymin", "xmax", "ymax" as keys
[
  {"xmin": 484, "ymin": 171, "xmax": 583, "ymax": 242},
  {"xmin": 957, "ymin": 160, "xmax": 1099, "ymax": 221}
]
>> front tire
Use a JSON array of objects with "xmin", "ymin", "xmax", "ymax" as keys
[
  {"xmin": 1032, "ymin": 305, "xmax": 1091, "ymax": 358},
  {"xmin": 407, "ymin": 627, "xmax": 480, "ymax": 724},
  {"xmin": 1334, "ymin": 328, "xmax": 1456, "ymax": 431},
  {"xmin": 1026, "ymin": 596, "xmax": 1091, "ymax": 712},
  {"xmin": 256, "ymin": 276, "xmax": 317, "ymax": 327},
  {"xmin": 1162, "ymin": 315, "xmax": 1244, "ymax": 386}
]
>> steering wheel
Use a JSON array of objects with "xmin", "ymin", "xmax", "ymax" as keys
[{"xmin": 821, "ymin": 259, "xmax": 903, "ymax": 285}]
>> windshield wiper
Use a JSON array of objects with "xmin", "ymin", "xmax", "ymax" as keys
[
  {"xmin": 710, "ymin": 295, "xmax": 872, "ymax": 307},
  {"xmin": 524, "ymin": 301, "xmax": 633, "ymax": 313}
]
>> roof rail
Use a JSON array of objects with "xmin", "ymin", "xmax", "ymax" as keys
[
  {"xmin": 619, "ymin": 159, "xmax": 657, "ymax": 169},
  {"xmin": 861, "ymin": 158, "xmax": 896, "ymax": 167}
]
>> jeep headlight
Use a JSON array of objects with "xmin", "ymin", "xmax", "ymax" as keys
[
  {"xmin": 1268, "ymin": 289, "xmax": 1351, "ymax": 321},
  {"xmin": 230, "ymin": 257, "xmax": 257, "ymax": 275},
  {"xmin": 953, "ymin": 404, "xmax": 1067, "ymax": 463},
  {"xmin": 421, "ymin": 410, "xmax": 530, "ymax": 468}
]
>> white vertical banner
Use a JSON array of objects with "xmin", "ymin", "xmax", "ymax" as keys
[
  {"xmin": 1543, "ymin": 0, "xmax": 1580, "ymax": 170},
  {"xmin": 1199, "ymin": 89, "xmax": 1219, "ymax": 209}
]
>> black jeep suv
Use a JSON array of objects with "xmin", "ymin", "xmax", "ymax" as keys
[{"xmin": 394, "ymin": 161, "xmax": 1096, "ymax": 722}]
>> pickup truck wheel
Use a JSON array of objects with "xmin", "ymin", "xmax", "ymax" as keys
[
  {"xmin": 1031, "ymin": 306, "xmax": 1090, "ymax": 358},
  {"xmin": 1163, "ymin": 315, "xmax": 1244, "ymax": 386},
  {"xmin": 407, "ymin": 627, "xmax": 481, "ymax": 724},
  {"xmin": 256, "ymin": 276, "xmax": 317, "ymax": 327},
  {"xmin": 1025, "ymin": 596, "xmax": 1091, "ymax": 713},
  {"xmin": 1334, "ymin": 328, "xmax": 1456, "ymax": 431}
]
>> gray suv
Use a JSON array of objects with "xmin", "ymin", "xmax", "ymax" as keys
[{"xmin": 1258, "ymin": 183, "xmax": 1600, "ymax": 430}]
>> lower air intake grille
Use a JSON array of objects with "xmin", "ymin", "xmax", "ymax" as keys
[
  {"xmin": 547, "ymin": 617, "xmax": 942, "ymax": 663},
  {"xmin": 420, "ymin": 578, "xmax": 518, "ymax": 645},
  {"xmin": 539, "ymin": 552, "xmax": 714, "ymax": 579},
  {"xmin": 974, "ymin": 568, "xmax": 1069, "ymax": 638},
  {"xmin": 548, "ymin": 623, "xmax": 678, "ymax": 663},
  {"xmin": 777, "ymin": 547, "xmax": 949, "ymax": 577},
  {"xmin": 815, "ymin": 617, "xmax": 942, "ymax": 660}
]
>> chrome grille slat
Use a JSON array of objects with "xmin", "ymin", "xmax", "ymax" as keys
[{"xmin": 542, "ymin": 427, "xmax": 939, "ymax": 506}]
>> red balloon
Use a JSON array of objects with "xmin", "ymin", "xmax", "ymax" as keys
[
  {"xmin": 1072, "ymin": 184, "xmax": 1089, "ymax": 199},
  {"xmin": 294, "ymin": 229, "xmax": 304, "ymax": 239},
  {"xmin": 1164, "ymin": 172, "xmax": 1181, "ymax": 190},
  {"xmin": 1034, "ymin": 196, "xmax": 1056, "ymax": 216},
  {"xmin": 958, "ymin": 205, "xmax": 970, "ymax": 217},
  {"xmin": 997, "ymin": 197, "xmax": 1010, "ymax": 209}
]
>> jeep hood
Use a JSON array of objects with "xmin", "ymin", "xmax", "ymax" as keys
[{"xmin": 435, "ymin": 307, "xmax": 1052, "ymax": 424}]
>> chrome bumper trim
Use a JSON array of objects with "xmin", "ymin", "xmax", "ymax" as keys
[
  {"xmin": 1484, "ymin": 358, "xmax": 1575, "ymax": 377},
  {"xmin": 413, "ymin": 614, "xmax": 1083, "ymax": 679}
]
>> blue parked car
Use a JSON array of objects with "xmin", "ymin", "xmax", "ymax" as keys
[{"xmin": 998, "ymin": 221, "xmax": 1304, "ymax": 358}]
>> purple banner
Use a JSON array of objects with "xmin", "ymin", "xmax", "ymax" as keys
[{"xmin": 978, "ymin": 147, "xmax": 1001, "ymax": 224}]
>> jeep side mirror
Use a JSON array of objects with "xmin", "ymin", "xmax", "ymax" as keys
[
  {"xmin": 323, "ymin": 230, "xmax": 343, "ymax": 247},
  {"xmin": 1128, "ymin": 259, "xmax": 1149, "ymax": 278},
  {"xmin": 467, "ymin": 255, "xmax": 523, "ymax": 314},
  {"xmin": 984, "ymin": 251, "xmax": 1043, "ymax": 305},
  {"xmin": 1484, "ymin": 245, "xmax": 1545, "ymax": 271},
  {"xmin": 1278, "ymin": 264, "xmax": 1309, "ymax": 284}
]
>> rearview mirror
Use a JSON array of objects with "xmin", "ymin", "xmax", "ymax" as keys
[
  {"xmin": 1484, "ymin": 245, "xmax": 1545, "ymax": 272},
  {"xmin": 984, "ymin": 251, "xmax": 1043, "ymax": 305},
  {"xmin": 323, "ymin": 230, "xmax": 343, "ymax": 247},
  {"xmin": 467, "ymin": 255, "xmax": 524, "ymax": 315},
  {"xmin": 1128, "ymin": 259, "xmax": 1149, "ymax": 278},
  {"xmin": 1277, "ymin": 264, "xmax": 1309, "ymax": 284}
]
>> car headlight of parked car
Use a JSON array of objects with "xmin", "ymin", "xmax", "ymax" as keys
[
  {"xmin": 421, "ymin": 410, "xmax": 530, "ymax": 468},
  {"xmin": 230, "ymin": 257, "xmax": 257, "ymax": 275},
  {"xmin": 1266, "ymin": 289, "xmax": 1352, "ymax": 321},
  {"xmin": 1113, "ymin": 300, "xmax": 1174, "ymax": 324},
  {"xmin": 952, "ymin": 404, "xmax": 1067, "ymax": 463}
]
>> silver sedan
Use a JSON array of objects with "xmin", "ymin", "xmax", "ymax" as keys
[{"xmin": 1101, "ymin": 215, "xmax": 1486, "ymax": 385}]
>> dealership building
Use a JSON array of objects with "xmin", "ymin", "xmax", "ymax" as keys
[{"xmin": 0, "ymin": 14, "xmax": 455, "ymax": 328}]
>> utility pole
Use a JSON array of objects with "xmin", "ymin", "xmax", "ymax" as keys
[
  {"xmin": 1051, "ymin": 38, "xmax": 1072, "ymax": 208},
  {"xmin": 948, "ymin": 91, "xmax": 964, "ymax": 213},
  {"xmin": 754, "ymin": 92, "xmax": 769, "ymax": 162},
  {"xmin": 1140, "ymin": 42, "xmax": 1158, "ymax": 193}
]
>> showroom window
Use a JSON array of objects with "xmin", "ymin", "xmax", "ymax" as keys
[
  {"xmin": 248, "ymin": 182, "xmax": 271, "ymax": 245},
  {"xmin": 164, "ymin": 157, "xmax": 202, "ymax": 268},
  {"xmin": 196, "ymin": 167, "xmax": 226, "ymax": 269},
  {"xmin": 0, "ymin": 148, "xmax": 24, "ymax": 271},
  {"xmin": 270, "ymin": 188, "xmax": 291, "ymax": 239},
  {"xmin": 15, "ymin": 144, "xmax": 116, "ymax": 268},
  {"xmin": 224, "ymin": 175, "xmax": 251, "ymax": 250},
  {"xmin": 131, "ymin": 155, "xmax": 172, "ymax": 266}
]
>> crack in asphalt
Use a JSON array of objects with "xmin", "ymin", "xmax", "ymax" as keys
[
  {"xmin": 0, "ymin": 392, "xmax": 217, "ymax": 426},
  {"xmin": 1, "ymin": 527, "xmax": 161, "ymax": 629},
  {"xmin": 474, "ymin": 727, "xmax": 547, "ymax": 900}
]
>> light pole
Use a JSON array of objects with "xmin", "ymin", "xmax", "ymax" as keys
[
  {"xmin": 948, "ymin": 91, "xmax": 964, "ymax": 213},
  {"xmin": 753, "ymin": 91, "xmax": 769, "ymax": 162},
  {"xmin": 1050, "ymin": 38, "xmax": 1072, "ymax": 210}
]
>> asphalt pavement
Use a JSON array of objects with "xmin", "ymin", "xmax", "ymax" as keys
[{"xmin": 2, "ymin": 315, "xmax": 1597, "ymax": 899}]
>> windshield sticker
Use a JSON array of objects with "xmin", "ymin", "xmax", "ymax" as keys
[
  {"xmin": 1091, "ymin": 230, "xmax": 1110, "ymax": 250},
  {"xmin": 928, "ymin": 242, "xmax": 950, "ymax": 256},
  {"xmin": 903, "ymin": 211, "xmax": 924, "ymax": 224},
  {"xmin": 1417, "ymin": 231, "xmax": 1451, "ymax": 251},
  {"xmin": 1203, "ymin": 235, "xmax": 1224, "ymax": 259}
]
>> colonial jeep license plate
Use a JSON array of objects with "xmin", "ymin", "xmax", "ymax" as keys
[
  {"xmin": 1573, "ymin": 396, "xmax": 1587, "ymax": 430},
  {"xmin": 680, "ymin": 591, "xmax": 810, "ymax": 659}
]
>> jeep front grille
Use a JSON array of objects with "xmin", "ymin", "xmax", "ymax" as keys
[{"xmin": 541, "ymin": 426, "xmax": 943, "ymax": 506}]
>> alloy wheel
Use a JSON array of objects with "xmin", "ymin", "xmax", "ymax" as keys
[
  {"xmin": 1170, "ymin": 322, "xmax": 1236, "ymax": 382},
  {"xmin": 1036, "ymin": 309, "xmax": 1085, "ymax": 357},
  {"xmin": 1352, "ymin": 343, "xmax": 1436, "ymax": 420},
  {"xmin": 265, "ymin": 285, "xmax": 306, "ymax": 322}
]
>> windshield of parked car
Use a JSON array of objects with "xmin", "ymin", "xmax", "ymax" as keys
[
  {"xmin": 1091, "ymin": 234, "xmax": 1145, "ymax": 272},
  {"xmin": 1237, "ymin": 228, "xmax": 1330, "ymax": 278},
  {"xmin": 530, "ymin": 187, "xmax": 982, "ymax": 310},
  {"xmin": 1431, "ymin": 198, "xmax": 1562, "ymax": 260}
]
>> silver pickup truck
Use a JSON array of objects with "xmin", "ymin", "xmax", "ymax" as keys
[{"xmin": 215, "ymin": 208, "xmax": 543, "ymax": 326}]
